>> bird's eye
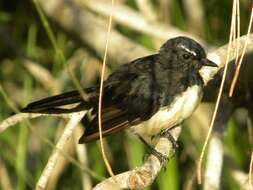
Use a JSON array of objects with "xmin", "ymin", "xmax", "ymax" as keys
[{"xmin": 182, "ymin": 53, "xmax": 190, "ymax": 60}]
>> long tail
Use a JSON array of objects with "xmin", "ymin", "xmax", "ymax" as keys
[{"xmin": 21, "ymin": 90, "xmax": 90, "ymax": 114}]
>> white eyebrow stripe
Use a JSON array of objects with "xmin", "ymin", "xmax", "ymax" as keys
[{"xmin": 179, "ymin": 45, "xmax": 197, "ymax": 56}]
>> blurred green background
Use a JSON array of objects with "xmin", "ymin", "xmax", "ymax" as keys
[{"xmin": 0, "ymin": 0, "xmax": 252, "ymax": 189}]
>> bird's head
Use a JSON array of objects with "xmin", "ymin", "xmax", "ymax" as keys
[{"xmin": 159, "ymin": 36, "xmax": 217, "ymax": 71}]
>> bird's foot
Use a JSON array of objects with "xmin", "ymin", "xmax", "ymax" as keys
[
  {"xmin": 138, "ymin": 135, "xmax": 168, "ymax": 164},
  {"xmin": 160, "ymin": 127, "xmax": 179, "ymax": 154},
  {"xmin": 149, "ymin": 148, "xmax": 168, "ymax": 164}
]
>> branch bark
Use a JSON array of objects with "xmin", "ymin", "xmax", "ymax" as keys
[
  {"xmin": 35, "ymin": 111, "xmax": 86, "ymax": 190},
  {"xmin": 94, "ymin": 127, "xmax": 181, "ymax": 190}
]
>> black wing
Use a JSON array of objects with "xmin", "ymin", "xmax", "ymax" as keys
[
  {"xmin": 79, "ymin": 54, "xmax": 161, "ymax": 143},
  {"xmin": 22, "ymin": 54, "xmax": 160, "ymax": 143}
]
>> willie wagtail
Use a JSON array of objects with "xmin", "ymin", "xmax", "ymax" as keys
[{"xmin": 22, "ymin": 36, "xmax": 217, "ymax": 148}]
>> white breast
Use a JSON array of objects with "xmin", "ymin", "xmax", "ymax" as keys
[{"xmin": 129, "ymin": 85, "xmax": 202, "ymax": 144}]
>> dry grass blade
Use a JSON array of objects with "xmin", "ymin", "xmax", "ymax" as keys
[
  {"xmin": 235, "ymin": 0, "xmax": 240, "ymax": 66},
  {"xmin": 98, "ymin": 0, "xmax": 115, "ymax": 179},
  {"xmin": 229, "ymin": 6, "xmax": 253, "ymax": 96},
  {"xmin": 32, "ymin": 0, "xmax": 89, "ymax": 103},
  {"xmin": 197, "ymin": 0, "xmax": 239, "ymax": 184}
]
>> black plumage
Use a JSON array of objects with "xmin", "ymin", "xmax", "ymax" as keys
[{"xmin": 22, "ymin": 36, "xmax": 217, "ymax": 144}]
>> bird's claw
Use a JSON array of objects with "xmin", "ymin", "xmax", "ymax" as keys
[{"xmin": 160, "ymin": 128, "xmax": 179, "ymax": 154}]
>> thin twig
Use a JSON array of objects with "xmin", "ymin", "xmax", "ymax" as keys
[
  {"xmin": 74, "ymin": 125, "xmax": 92, "ymax": 190},
  {"xmin": 46, "ymin": 126, "xmax": 75, "ymax": 190},
  {"xmin": 235, "ymin": 0, "xmax": 240, "ymax": 66},
  {"xmin": 35, "ymin": 111, "xmax": 86, "ymax": 190},
  {"xmin": 0, "ymin": 83, "xmax": 70, "ymax": 133},
  {"xmin": 197, "ymin": 0, "xmax": 239, "ymax": 183},
  {"xmin": 98, "ymin": 0, "xmax": 115, "ymax": 178},
  {"xmin": 229, "ymin": 6, "xmax": 253, "ymax": 96},
  {"xmin": 0, "ymin": 113, "xmax": 72, "ymax": 133}
]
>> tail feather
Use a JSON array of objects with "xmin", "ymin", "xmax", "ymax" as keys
[{"xmin": 21, "ymin": 90, "xmax": 90, "ymax": 113}]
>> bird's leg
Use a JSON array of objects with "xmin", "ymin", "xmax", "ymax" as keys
[
  {"xmin": 160, "ymin": 125, "xmax": 180, "ymax": 154},
  {"xmin": 138, "ymin": 135, "xmax": 168, "ymax": 164}
]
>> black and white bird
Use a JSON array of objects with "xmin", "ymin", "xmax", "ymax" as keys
[{"xmin": 22, "ymin": 36, "xmax": 217, "ymax": 147}]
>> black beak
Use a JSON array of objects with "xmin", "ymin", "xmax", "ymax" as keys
[{"xmin": 202, "ymin": 58, "xmax": 218, "ymax": 67}]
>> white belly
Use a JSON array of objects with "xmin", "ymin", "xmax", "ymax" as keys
[{"xmin": 129, "ymin": 85, "xmax": 202, "ymax": 144}]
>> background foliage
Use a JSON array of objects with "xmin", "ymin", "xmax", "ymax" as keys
[{"xmin": 0, "ymin": 0, "xmax": 252, "ymax": 189}]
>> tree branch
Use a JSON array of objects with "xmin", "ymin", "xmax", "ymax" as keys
[
  {"xmin": 94, "ymin": 126, "xmax": 182, "ymax": 189},
  {"xmin": 79, "ymin": 0, "xmax": 206, "ymax": 45},
  {"xmin": 35, "ymin": 111, "xmax": 86, "ymax": 190}
]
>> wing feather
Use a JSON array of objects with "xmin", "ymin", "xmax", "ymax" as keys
[{"xmin": 21, "ymin": 54, "xmax": 159, "ymax": 143}]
